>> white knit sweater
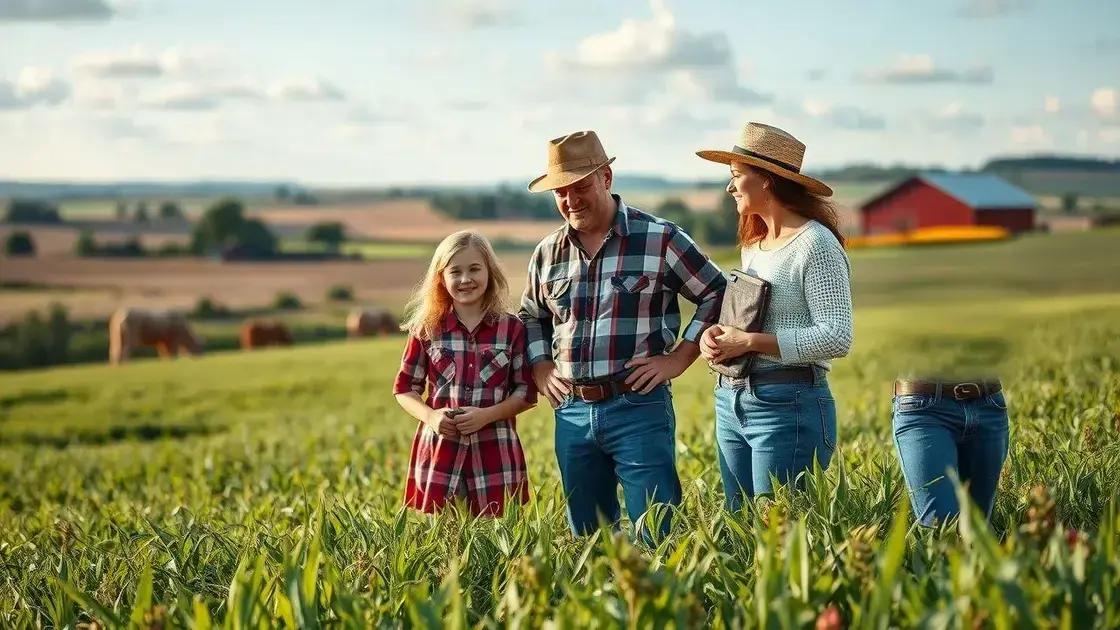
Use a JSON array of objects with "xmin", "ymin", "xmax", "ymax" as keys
[{"xmin": 739, "ymin": 220, "xmax": 853, "ymax": 371}]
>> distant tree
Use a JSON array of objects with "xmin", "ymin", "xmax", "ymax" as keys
[
  {"xmin": 326, "ymin": 284, "xmax": 353, "ymax": 301},
  {"xmin": 5, "ymin": 199, "xmax": 61, "ymax": 224},
  {"xmin": 236, "ymin": 219, "xmax": 278, "ymax": 258},
  {"xmin": 1062, "ymin": 192, "xmax": 1079, "ymax": 215},
  {"xmin": 273, "ymin": 291, "xmax": 303, "ymax": 310},
  {"xmin": 655, "ymin": 198, "xmax": 693, "ymax": 229},
  {"xmin": 690, "ymin": 194, "xmax": 740, "ymax": 246},
  {"xmin": 191, "ymin": 197, "xmax": 247, "ymax": 254},
  {"xmin": 46, "ymin": 304, "xmax": 70, "ymax": 363},
  {"xmin": 306, "ymin": 222, "xmax": 346, "ymax": 249},
  {"xmin": 293, "ymin": 190, "xmax": 318, "ymax": 205},
  {"xmin": 275, "ymin": 185, "xmax": 291, "ymax": 201},
  {"xmin": 75, "ymin": 230, "xmax": 97, "ymax": 256},
  {"xmin": 134, "ymin": 202, "xmax": 150, "ymax": 223},
  {"xmin": 192, "ymin": 296, "xmax": 231, "ymax": 319},
  {"xmin": 190, "ymin": 197, "xmax": 277, "ymax": 258},
  {"xmin": 115, "ymin": 200, "xmax": 128, "ymax": 220},
  {"xmin": 4, "ymin": 231, "xmax": 35, "ymax": 256},
  {"xmin": 11, "ymin": 304, "xmax": 70, "ymax": 367},
  {"xmin": 158, "ymin": 201, "xmax": 183, "ymax": 219}
]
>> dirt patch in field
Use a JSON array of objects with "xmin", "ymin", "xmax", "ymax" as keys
[{"xmin": 251, "ymin": 199, "xmax": 561, "ymax": 244}]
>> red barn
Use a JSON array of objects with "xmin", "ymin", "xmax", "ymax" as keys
[{"xmin": 860, "ymin": 172, "xmax": 1036, "ymax": 235}]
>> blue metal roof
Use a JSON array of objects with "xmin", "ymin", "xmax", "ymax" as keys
[{"xmin": 918, "ymin": 172, "xmax": 1036, "ymax": 209}]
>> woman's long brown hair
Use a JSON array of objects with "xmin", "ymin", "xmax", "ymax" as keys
[{"xmin": 738, "ymin": 167, "xmax": 846, "ymax": 248}]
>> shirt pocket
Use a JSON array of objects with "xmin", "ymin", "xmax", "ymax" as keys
[
  {"xmin": 610, "ymin": 274, "xmax": 652, "ymax": 294},
  {"xmin": 544, "ymin": 277, "xmax": 573, "ymax": 321},
  {"xmin": 426, "ymin": 344, "xmax": 457, "ymax": 394},
  {"xmin": 478, "ymin": 343, "xmax": 512, "ymax": 388},
  {"xmin": 609, "ymin": 273, "xmax": 655, "ymax": 317}
]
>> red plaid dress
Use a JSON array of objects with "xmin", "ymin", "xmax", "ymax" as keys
[{"xmin": 393, "ymin": 311, "xmax": 535, "ymax": 516}]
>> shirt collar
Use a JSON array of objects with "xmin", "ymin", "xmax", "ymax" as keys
[{"xmin": 441, "ymin": 308, "xmax": 497, "ymax": 334}]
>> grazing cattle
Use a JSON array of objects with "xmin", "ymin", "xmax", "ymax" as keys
[
  {"xmin": 240, "ymin": 319, "xmax": 293, "ymax": 350},
  {"xmin": 109, "ymin": 308, "xmax": 202, "ymax": 364},
  {"xmin": 346, "ymin": 307, "xmax": 397, "ymax": 338}
]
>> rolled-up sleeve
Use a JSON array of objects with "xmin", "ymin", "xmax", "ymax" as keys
[
  {"xmin": 518, "ymin": 244, "xmax": 553, "ymax": 365},
  {"xmin": 775, "ymin": 242, "xmax": 853, "ymax": 363},
  {"xmin": 392, "ymin": 334, "xmax": 428, "ymax": 396},
  {"xmin": 663, "ymin": 226, "xmax": 726, "ymax": 343},
  {"xmin": 507, "ymin": 320, "xmax": 537, "ymax": 403}
]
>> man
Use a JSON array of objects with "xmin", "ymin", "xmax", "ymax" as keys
[{"xmin": 519, "ymin": 130, "xmax": 725, "ymax": 539}]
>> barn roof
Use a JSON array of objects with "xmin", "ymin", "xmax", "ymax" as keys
[{"xmin": 861, "ymin": 172, "xmax": 1037, "ymax": 210}]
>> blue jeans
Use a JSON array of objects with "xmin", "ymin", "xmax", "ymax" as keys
[
  {"xmin": 554, "ymin": 384, "xmax": 681, "ymax": 539},
  {"xmin": 714, "ymin": 370, "xmax": 837, "ymax": 510},
  {"xmin": 892, "ymin": 387, "xmax": 1010, "ymax": 526}
]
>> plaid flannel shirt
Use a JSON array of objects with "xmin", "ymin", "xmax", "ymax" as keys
[
  {"xmin": 518, "ymin": 196, "xmax": 726, "ymax": 382},
  {"xmin": 393, "ymin": 311, "xmax": 535, "ymax": 516}
]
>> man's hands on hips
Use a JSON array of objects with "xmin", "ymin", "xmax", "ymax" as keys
[
  {"xmin": 624, "ymin": 340, "xmax": 701, "ymax": 394},
  {"xmin": 532, "ymin": 360, "xmax": 571, "ymax": 408}
]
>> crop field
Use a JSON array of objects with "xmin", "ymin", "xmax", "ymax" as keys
[{"xmin": 1, "ymin": 230, "xmax": 1119, "ymax": 627}]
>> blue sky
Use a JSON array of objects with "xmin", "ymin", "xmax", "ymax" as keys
[{"xmin": 1, "ymin": 0, "xmax": 1117, "ymax": 186}]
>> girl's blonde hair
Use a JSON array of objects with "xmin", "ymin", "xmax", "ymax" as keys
[{"xmin": 400, "ymin": 230, "xmax": 510, "ymax": 340}]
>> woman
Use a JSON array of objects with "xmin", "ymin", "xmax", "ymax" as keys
[{"xmin": 696, "ymin": 122, "xmax": 853, "ymax": 510}]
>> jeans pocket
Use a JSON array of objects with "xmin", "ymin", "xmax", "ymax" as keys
[
  {"xmin": 749, "ymin": 382, "xmax": 800, "ymax": 406},
  {"xmin": 619, "ymin": 386, "xmax": 667, "ymax": 408},
  {"xmin": 893, "ymin": 393, "xmax": 935, "ymax": 414},
  {"xmin": 818, "ymin": 397, "xmax": 837, "ymax": 450},
  {"xmin": 986, "ymin": 391, "xmax": 1008, "ymax": 410}
]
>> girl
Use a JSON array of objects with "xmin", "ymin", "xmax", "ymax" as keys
[
  {"xmin": 695, "ymin": 122, "xmax": 853, "ymax": 510},
  {"xmin": 393, "ymin": 231, "xmax": 536, "ymax": 516}
]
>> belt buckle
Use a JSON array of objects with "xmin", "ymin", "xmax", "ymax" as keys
[{"xmin": 952, "ymin": 382, "xmax": 981, "ymax": 400}]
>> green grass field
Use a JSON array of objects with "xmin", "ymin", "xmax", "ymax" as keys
[{"xmin": 2, "ymin": 230, "xmax": 1119, "ymax": 627}]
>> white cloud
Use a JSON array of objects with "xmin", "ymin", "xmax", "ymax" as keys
[
  {"xmin": 860, "ymin": 54, "xmax": 993, "ymax": 84},
  {"xmin": 569, "ymin": 0, "xmax": 729, "ymax": 72},
  {"xmin": 440, "ymin": 0, "xmax": 518, "ymax": 29},
  {"xmin": 1044, "ymin": 95, "xmax": 1061, "ymax": 114},
  {"xmin": 142, "ymin": 82, "xmax": 264, "ymax": 110},
  {"xmin": 73, "ymin": 45, "xmax": 230, "ymax": 79},
  {"xmin": 929, "ymin": 102, "xmax": 985, "ymax": 131},
  {"xmin": 1010, "ymin": 124, "xmax": 1050, "ymax": 147},
  {"xmin": 74, "ymin": 46, "xmax": 163, "ymax": 78},
  {"xmin": 543, "ymin": 0, "xmax": 767, "ymax": 106},
  {"xmin": 268, "ymin": 77, "xmax": 345, "ymax": 102},
  {"xmin": 802, "ymin": 99, "xmax": 886, "ymax": 131},
  {"xmin": 0, "ymin": 68, "xmax": 70, "ymax": 109},
  {"xmin": 1091, "ymin": 87, "xmax": 1116, "ymax": 119},
  {"xmin": 0, "ymin": 0, "xmax": 115, "ymax": 21},
  {"xmin": 97, "ymin": 115, "xmax": 158, "ymax": 140},
  {"xmin": 16, "ymin": 68, "xmax": 71, "ymax": 104},
  {"xmin": 958, "ymin": 0, "xmax": 1031, "ymax": 18},
  {"xmin": 666, "ymin": 69, "xmax": 771, "ymax": 105}
]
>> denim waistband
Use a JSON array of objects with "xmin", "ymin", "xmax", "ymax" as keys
[{"xmin": 716, "ymin": 365, "xmax": 828, "ymax": 389}]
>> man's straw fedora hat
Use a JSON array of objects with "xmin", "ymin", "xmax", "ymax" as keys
[
  {"xmin": 696, "ymin": 122, "xmax": 832, "ymax": 197},
  {"xmin": 527, "ymin": 130, "xmax": 616, "ymax": 193}
]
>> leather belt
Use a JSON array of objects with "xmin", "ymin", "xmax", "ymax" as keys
[
  {"xmin": 894, "ymin": 379, "xmax": 1002, "ymax": 401},
  {"xmin": 718, "ymin": 366, "xmax": 817, "ymax": 387},
  {"xmin": 566, "ymin": 378, "xmax": 634, "ymax": 403}
]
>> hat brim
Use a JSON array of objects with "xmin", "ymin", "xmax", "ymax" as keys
[
  {"xmin": 527, "ymin": 157, "xmax": 616, "ymax": 193},
  {"xmin": 695, "ymin": 149, "xmax": 833, "ymax": 197}
]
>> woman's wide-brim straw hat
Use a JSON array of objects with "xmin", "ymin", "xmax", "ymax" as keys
[
  {"xmin": 696, "ymin": 122, "xmax": 833, "ymax": 197},
  {"xmin": 527, "ymin": 130, "xmax": 616, "ymax": 193}
]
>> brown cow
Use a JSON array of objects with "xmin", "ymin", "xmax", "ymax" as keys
[
  {"xmin": 109, "ymin": 308, "xmax": 203, "ymax": 364},
  {"xmin": 240, "ymin": 319, "xmax": 293, "ymax": 350},
  {"xmin": 346, "ymin": 307, "xmax": 396, "ymax": 338}
]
